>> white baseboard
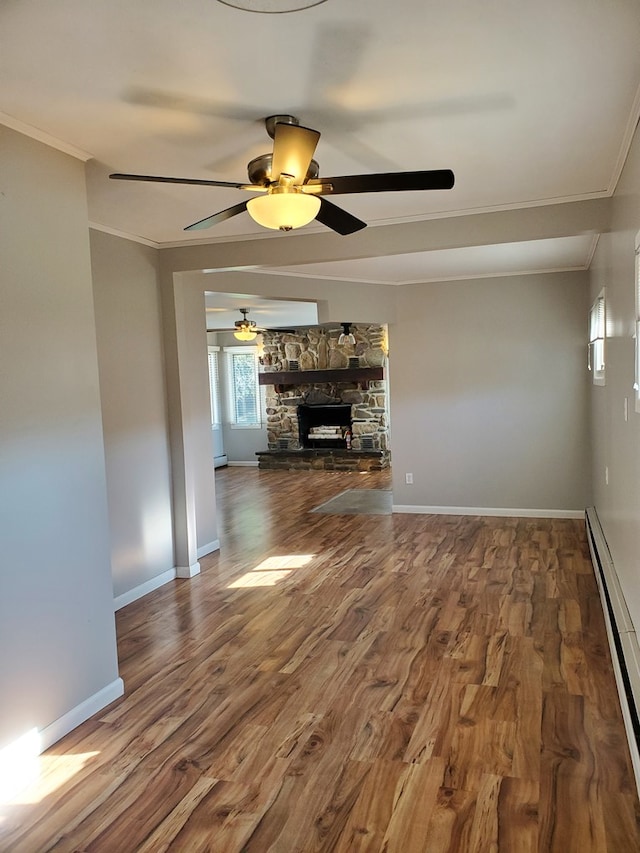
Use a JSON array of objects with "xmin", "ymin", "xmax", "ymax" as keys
[
  {"xmin": 176, "ymin": 561, "xmax": 201, "ymax": 578},
  {"xmin": 197, "ymin": 539, "xmax": 220, "ymax": 558},
  {"xmin": 113, "ymin": 568, "xmax": 177, "ymax": 611},
  {"xmin": 392, "ymin": 504, "xmax": 585, "ymax": 519},
  {"xmin": 214, "ymin": 455, "xmax": 228, "ymax": 469},
  {"xmin": 226, "ymin": 460, "xmax": 259, "ymax": 467},
  {"xmin": 40, "ymin": 678, "xmax": 125, "ymax": 752},
  {"xmin": 585, "ymin": 507, "xmax": 640, "ymax": 799}
]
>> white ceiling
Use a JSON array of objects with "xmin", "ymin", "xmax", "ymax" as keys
[
  {"xmin": 205, "ymin": 292, "xmax": 318, "ymax": 330},
  {"xmin": 2, "ymin": 0, "xmax": 639, "ymax": 286},
  {"xmin": 253, "ymin": 235, "xmax": 600, "ymax": 285}
]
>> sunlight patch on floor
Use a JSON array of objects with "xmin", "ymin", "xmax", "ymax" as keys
[
  {"xmin": 227, "ymin": 554, "xmax": 315, "ymax": 588},
  {"xmin": 0, "ymin": 729, "xmax": 40, "ymax": 805},
  {"xmin": 0, "ymin": 728, "xmax": 100, "ymax": 812}
]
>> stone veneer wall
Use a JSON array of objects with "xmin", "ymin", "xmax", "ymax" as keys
[{"xmin": 261, "ymin": 324, "xmax": 389, "ymax": 454}]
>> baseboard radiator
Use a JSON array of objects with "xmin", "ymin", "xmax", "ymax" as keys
[{"xmin": 585, "ymin": 507, "xmax": 640, "ymax": 797}]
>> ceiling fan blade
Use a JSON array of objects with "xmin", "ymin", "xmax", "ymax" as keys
[
  {"xmin": 123, "ymin": 86, "xmax": 264, "ymax": 122},
  {"xmin": 315, "ymin": 198, "xmax": 367, "ymax": 236},
  {"xmin": 212, "ymin": 328, "xmax": 267, "ymax": 332},
  {"xmin": 271, "ymin": 123, "xmax": 320, "ymax": 185},
  {"xmin": 309, "ymin": 169, "xmax": 455, "ymax": 195},
  {"xmin": 184, "ymin": 201, "xmax": 248, "ymax": 231},
  {"xmin": 109, "ymin": 172, "xmax": 254, "ymax": 190}
]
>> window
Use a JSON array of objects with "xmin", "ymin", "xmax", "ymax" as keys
[
  {"xmin": 207, "ymin": 346, "xmax": 221, "ymax": 427},
  {"xmin": 589, "ymin": 288, "xmax": 606, "ymax": 386},
  {"xmin": 224, "ymin": 346, "xmax": 262, "ymax": 428}
]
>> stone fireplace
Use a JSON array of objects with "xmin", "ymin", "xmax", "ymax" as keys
[{"xmin": 256, "ymin": 324, "xmax": 390, "ymax": 470}]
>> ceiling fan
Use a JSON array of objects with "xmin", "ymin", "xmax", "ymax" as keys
[
  {"xmin": 110, "ymin": 114, "xmax": 455, "ymax": 236},
  {"xmin": 214, "ymin": 307, "xmax": 266, "ymax": 340}
]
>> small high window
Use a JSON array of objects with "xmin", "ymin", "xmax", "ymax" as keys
[{"xmin": 589, "ymin": 288, "xmax": 606, "ymax": 386}]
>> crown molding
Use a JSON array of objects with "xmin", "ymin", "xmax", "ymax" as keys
[
  {"xmin": 88, "ymin": 222, "xmax": 159, "ymax": 249},
  {"xmin": 0, "ymin": 112, "xmax": 92, "ymax": 161}
]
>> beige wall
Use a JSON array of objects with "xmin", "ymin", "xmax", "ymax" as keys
[
  {"xmin": 91, "ymin": 234, "xmax": 218, "ymax": 580},
  {"xmin": 90, "ymin": 230, "xmax": 175, "ymax": 601},
  {"xmin": 390, "ymin": 272, "xmax": 592, "ymax": 512},
  {"xmin": 160, "ymin": 270, "xmax": 218, "ymax": 572},
  {"xmin": 589, "ymin": 117, "xmax": 640, "ymax": 631},
  {"xmin": 185, "ymin": 285, "xmax": 219, "ymax": 555},
  {"xmin": 0, "ymin": 128, "xmax": 120, "ymax": 751}
]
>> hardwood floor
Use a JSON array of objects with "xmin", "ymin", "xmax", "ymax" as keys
[{"xmin": 2, "ymin": 467, "xmax": 639, "ymax": 851}]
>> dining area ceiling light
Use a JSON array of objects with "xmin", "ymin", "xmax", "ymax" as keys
[
  {"xmin": 338, "ymin": 323, "xmax": 356, "ymax": 346},
  {"xmin": 234, "ymin": 327, "xmax": 258, "ymax": 341}
]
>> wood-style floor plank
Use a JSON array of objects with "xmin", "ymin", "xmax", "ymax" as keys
[{"xmin": 1, "ymin": 467, "xmax": 639, "ymax": 852}]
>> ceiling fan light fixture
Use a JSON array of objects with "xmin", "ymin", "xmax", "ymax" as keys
[
  {"xmin": 234, "ymin": 327, "xmax": 258, "ymax": 341},
  {"xmin": 247, "ymin": 189, "xmax": 320, "ymax": 231},
  {"xmin": 233, "ymin": 307, "xmax": 259, "ymax": 340}
]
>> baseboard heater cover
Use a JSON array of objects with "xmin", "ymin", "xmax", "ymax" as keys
[{"xmin": 585, "ymin": 507, "xmax": 640, "ymax": 797}]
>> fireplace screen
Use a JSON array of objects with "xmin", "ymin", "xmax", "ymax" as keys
[{"xmin": 297, "ymin": 404, "xmax": 352, "ymax": 448}]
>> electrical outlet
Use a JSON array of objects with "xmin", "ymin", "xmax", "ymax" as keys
[{"xmin": 405, "ymin": 473, "xmax": 413, "ymax": 485}]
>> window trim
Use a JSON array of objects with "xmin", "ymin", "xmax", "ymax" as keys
[
  {"xmin": 223, "ymin": 345, "xmax": 263, "ymax": 430},
  {"xmin": 207, "ymin": 346, "xmax": 222, "ymax": 430},
  {"xmin": 589, "ymin": 288, "xmax": 606, "ymax": 387}
]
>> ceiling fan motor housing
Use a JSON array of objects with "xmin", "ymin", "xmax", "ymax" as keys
[
  {"xmin": 248, "ymin": 153, "xmax": 320, "ymax": 186},
  {"xmin": 235, "ymin": 307, "xmax": 255, "ymax": 329},
  {"xmin": 265, "ymin": 114, "xmax": 300, "ymax": 139}
]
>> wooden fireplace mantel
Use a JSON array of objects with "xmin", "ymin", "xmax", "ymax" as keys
[{"xmin": 258, "ymin": 367, "xmax": 384, "ymax": 387}]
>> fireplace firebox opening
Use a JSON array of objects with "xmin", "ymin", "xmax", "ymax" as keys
[{"xmin": 297, "ymin": 404, "xmax": 352, "ymax": 449}]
